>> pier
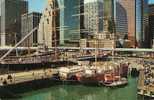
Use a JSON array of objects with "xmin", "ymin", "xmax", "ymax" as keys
[{"xmin": 0, "ymin": 68, "xmax": 58, "ymax": 87}]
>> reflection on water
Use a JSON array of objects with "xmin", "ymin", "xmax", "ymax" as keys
[{"xmin": 2, "ymin": 78, "xmax": 139, "ymax": 100}]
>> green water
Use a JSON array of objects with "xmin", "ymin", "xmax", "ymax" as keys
[{"xmin": 13, "ymin": 78, "xmax": 137, "ymax": 100}]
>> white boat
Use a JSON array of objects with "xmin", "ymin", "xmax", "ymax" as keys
[{"xmin": 102, "ymin": 78, "xmax": 128, "ymax": 87}]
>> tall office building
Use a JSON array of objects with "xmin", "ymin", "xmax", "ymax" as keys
[
  {"xmin": 103, "ymin": 0, "xmax": 114, "ymax": 18},
  {"xmin": 116, "ymin": 0, "xmax": 149, "ymax": 48},
  {"xmin": 84, "ymin": 0, "xmax": 103, "ymax": 34},
  {"xmin": 0, "ymin": 0, "xmax": 28, "ymax": 46},
  {"xmin": 58, "ymin": 0, "xmax": 82, "ymax": 46},
  {"xmin": 103, "ymin": 0, "xmax": 115, "ymax": 33},
  {"xmin": 21, "ymin": 12, "xmax": 42, "ymax": 47},
  {"xmin": 136, "ymin": 0, "xmax": 149, "ymax": 48},
  {"xmin": 116, "ymin": 0, "xmax": 136, "ymax": 47},
  {"xmin": 149, "ymin": 4, "xmax": 154, "ymax": 48},
  {"xmin": 38, "ymin": 0, "xmax": 59, "ymax": 47}
]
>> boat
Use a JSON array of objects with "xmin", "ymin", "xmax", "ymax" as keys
[
  {"xmin": 51, "ymin": 66, "xmax": 84, "ymax": 84},
  {"xmin": 102, "ymin": 77, "xmax": 128, "ymax": 87},
  {"xmin": 79, "ymin": 68, "xmax": 104, "ymax": 85},
  {"xmin": 100, "ymin": 61, "xmax": 128, "ymax": 87}
]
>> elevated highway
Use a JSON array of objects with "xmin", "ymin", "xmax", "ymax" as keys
[
  {"xmin": 0, "ymin": 47, "xmax": 153, "ymax": 52},
  {"xmin": 50, "ymin": 47, "xmax": 154, "ymax": 52}
]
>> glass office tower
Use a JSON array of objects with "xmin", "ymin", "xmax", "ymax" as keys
[
  {"xmin": 58, "ymin": 0, "xmax": 81, "ymax": 46},
  {"xmin": 116, "ymin": 0, "xmax": 149, "ymax": 48}
]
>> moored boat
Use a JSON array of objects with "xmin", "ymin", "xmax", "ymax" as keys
[
  {"xmin": 79, "ymin": 67, "xmax": 105, "ymax": 85},
  {"xmin": 102, "ymin": 77, "xmax": 128, "ymax": 87},
  {"xmin": 100, "ymin": 61, "xmax": 129, "ymax": 87}
]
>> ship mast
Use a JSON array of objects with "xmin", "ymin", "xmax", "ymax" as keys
[{"xmin": 94, "ymin": 15, "xmax": 99, "ymax": 68}]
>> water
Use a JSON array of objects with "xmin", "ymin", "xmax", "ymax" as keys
[{"xmin": 4, "ymin": 78, "xmax": 137, "ymax": 100}]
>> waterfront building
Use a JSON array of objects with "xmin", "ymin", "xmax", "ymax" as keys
[
  {"xmin": 0, "ymin": 0, "xmax": 28, "ymax": 46},
  {"xmin": 84, "ymin": 0, "xmax": 103, "ymax": 34},
  {"xmin": 57, "ymin": 0, "xmax": 83, "ymax": 46},
  {"xmin": 38, "ymin": 0, "xmax": 59, "ymax": 47},
  {"xmin": 149, "ymin": 4, "xmax": 154, "ymax": 48},
  {"xmin": 21, "ymin": 12, "xmax": 42, "ymax": 47}
]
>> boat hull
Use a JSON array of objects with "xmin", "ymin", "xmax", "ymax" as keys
[{"xmin": 80, "ymin": 73, "xmax": 104, "ymax": 86}]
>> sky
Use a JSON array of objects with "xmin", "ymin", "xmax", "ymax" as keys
[
  {"xmin": 28, "ymin": 0, "xmax": 154, "ymax": 12},
  {"xmin": 149, "ymin": 0, "xmax": 154, "ymax": 4},
  {"xmin": 28, "ymin": 0, "xmax": 47, "ymax": 13}
]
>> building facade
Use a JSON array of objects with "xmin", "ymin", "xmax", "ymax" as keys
[
  {"xmin": 0, "ymin": 0, "xmax": 28, "ymax": 46},
  {"xmin": 84, "ymin": 0, "xmax": 103, "ymax": 34},
  {"xmin": 136, "ymin": 0, "xmax": 149, "ymax": 48},
  {"xmin": 115, "ymin": 0, "xmax": 149, "ymax": 48},
  {"xmin": 38, "ymin": 0, "xmax": 59, "ymax": 47},
  {"xmin": 103, "ymin": 0, "xmax": 115, "ymax": 34},
  {"xmin": 115, "ymin": 0, "xmax": 136, "ymax": 47},
  {"xmin": 21, "ymin": 12, "xmax": 42, "ymax": 47},
  {"xmin": 149, "ymin": 4, "xmax": 154, "ymax": 48},
  {"xmin": 57, "ymin": 0, "xmax": 82, "ymax": 46}
]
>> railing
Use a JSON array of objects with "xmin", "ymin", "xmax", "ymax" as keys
[{"xmin": 0, "ymin": 27, "xmax": 38, "ymax": 61}]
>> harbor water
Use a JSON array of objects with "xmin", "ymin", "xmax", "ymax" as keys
[{"xmin": 1, "ymin": 78, "xmax": 140, "ymax": 100}]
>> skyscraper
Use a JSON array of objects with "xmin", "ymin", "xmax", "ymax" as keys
[
  {"xmin": 0, "ymin": 0, "xmax": 28, "ymax": 46},
  {"xmin": 136, "ymin": 0, "xmax": 149, "ymax": 48},
  {"xmin": 116, "ymin": 0, "xmax": 136, "ymax": 47},
  {"xmin": 103, "ymin": 0, "xmax": 114, "ymax": 18},
  {"xmin": 84, "ymin": 0, "xmax": 103, "ymax": 34},
  {"xmin": 103, "ymin": 0, "xmax": 115, "ymax": 33},
  {"xmin": 116, "ymin": 0, "xmax": 149, "ymax": 48},
  {"xmin": 38, "ymin": 0, "xmax": 59, "ymax": 47},
  {"xmin": 149, "ymin": 4, "xmax": 154, "ymax": 47},
  {"xmin": 58, "ymin": 0, "xmax": 82, "ymax": 46},
  {"xmin": 21, "ymin": 12, "xmax": 42, "ymax": 47}
]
